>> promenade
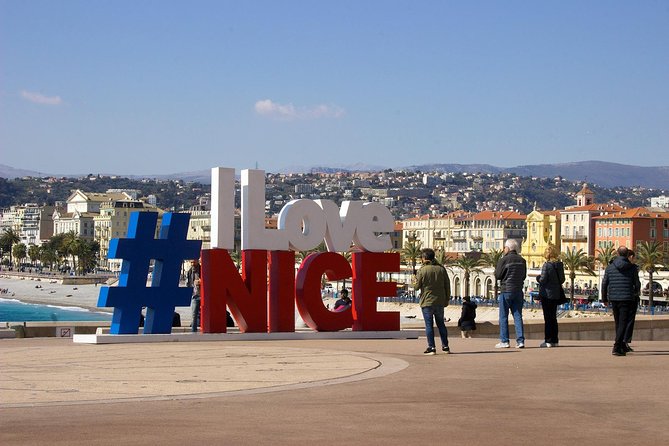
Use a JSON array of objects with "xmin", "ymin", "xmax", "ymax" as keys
[{"xmin": 2, "ymin": 336, "xmax": 669, "ymax": 445}]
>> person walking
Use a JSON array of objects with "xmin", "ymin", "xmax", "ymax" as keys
[
  {"xmin": 602, "ymin": 246, "xmax": 639, "ymax": 356},
  {"xmin": 494, "ymin": 239, "xmax": 527, "ymax": 349},
  {"xmin": 458, "ymin": 296, "xmax": 477, "ymax": 338},
  {"xmin": 187, "ymin": 259, "xmax": 202, "ymax": 333},
  {"xmin": 623, "ymin": 249, "xmax": 641, "ymax": 352},
  {"xmin": 415, "ymin": 248, "xmax": 451, "ymax": 355},
  {"xmin": 536, "ymin": 245, "xmax": 565, "ymax": 348}
]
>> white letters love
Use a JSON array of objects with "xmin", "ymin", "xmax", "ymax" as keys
[{"xmin": 210, "ymin": 167, "xmax": 394, "ymax": 252}]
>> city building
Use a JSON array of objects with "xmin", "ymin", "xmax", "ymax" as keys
[
  {"xmin": 522, "ymin": 208, "xmax": 561, "ymax": 269},
  {"xmin": 594, "ymin": 207, "xmax": 669, "ymax": 255},
  {"xmin": 455, "ymin": 210, "xmax": 527, "ymax": 253},
  {"xmin": 560, "ymin": 185, "xmax": 623, "ymax": 257},
  {"xmin": 54, "ymin": 190, "xmax": 135, "ymax": 241},
  {"xmin": 650, "ymin": 195, "xmax": 669, "ymax": 209},
  {"xmin": 94, "ymin": 198, "xmax": 162, "ymax": 271},
  {"xmin": 0, "ymin": 204, "xmax": 57, "ymax": 247}
]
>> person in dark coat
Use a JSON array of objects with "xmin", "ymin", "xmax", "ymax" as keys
[
  {"xmin": 458, "ymin": 296, "xmax": 477, "ymax": 338},
  {"xmin": 536, "ymin": 244, "xmax": 565, "ymax": 348},
  {"xmin": 623, "ymin": 249, "xmax": 641, "ymax": 351},
  {"xmin": 494, "ymin": 239, "xmax": 527, "ymax": 349},
  {"xmin": 602, "ymin": 246, "xmax": 639, "ymax": 356}
]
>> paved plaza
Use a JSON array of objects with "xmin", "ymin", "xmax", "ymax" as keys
[{"xmin": 2, "ymin": 336, "xmax": 669, "ymax": 445}]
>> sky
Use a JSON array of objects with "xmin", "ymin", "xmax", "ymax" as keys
[{"xmin": 1, "ymin": 1, "xmax": 668, "ymax": 176}]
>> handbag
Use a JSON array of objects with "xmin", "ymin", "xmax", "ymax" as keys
[{"xmin": 558, "ymin": 287, "xmax": 569, "ymax": 304}]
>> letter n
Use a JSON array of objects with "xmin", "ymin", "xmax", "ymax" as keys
[{"xmin": 201, "ymin": 249, "xmax": 268, "ymax": 333}]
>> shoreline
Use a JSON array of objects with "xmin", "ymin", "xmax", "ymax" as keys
[{"xmin": 1, "ymin": 275, "xmax": 611, "ymax": 325}]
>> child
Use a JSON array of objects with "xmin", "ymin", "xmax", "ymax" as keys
[{"xmin": 458, "ymin": 296, "xmax": 477, "ymax": 338}]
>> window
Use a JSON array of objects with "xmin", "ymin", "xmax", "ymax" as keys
[
  {"xmin": 651, "ymin": 228, "xmax": 656, "ymax": 238},
  {"xmin": 650, "ymin": 219, "xmax": 656, "ymax": 227}
]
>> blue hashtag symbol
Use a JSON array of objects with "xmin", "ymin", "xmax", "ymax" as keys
[{"xmin": 98, "ymin": 212, "xmax": 202, "ymax": 334}]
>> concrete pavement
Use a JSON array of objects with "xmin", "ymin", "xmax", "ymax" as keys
[{"xmin": 2, "ymin": 336, "xmax": 669, "ymax": 445}]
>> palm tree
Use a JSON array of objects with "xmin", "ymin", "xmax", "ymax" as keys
[
  {"xmin": 338, "ymin": 250, "xmax": 353, "ymax": 293},
  {"xmin": 636, "ymin": 241, "xmax": 666, "ymax": 313},
  {"xmin": 229, "ymin": 249, "xmax": 242, "ymax": 270},
  {"xmin": 435, "ymin": 248, "xmax": 449, "ymax": 267},
  {"xmin": 481, "ymin": 248, "xmax": 503, "ymax": 300},
  {"xmin": 28, "ymin": 244, "xmax": 41, "ymax": 267},
  {"xmin": 560, "ymin": 247, "xmax": 595, "ymax": 308},
  {"xmin": 12, "ymin": 243, "xmax": 27, "ymax": 268},
  {"xmin": 76, "ymin": 240, "xmax": 100, "ymax": 275},
  {"xmin": 61, "ymin": 231, "xmax": 79, "ymax": 273},
  {"xmin": 39, "ymin": 244, "xmax": 58, "ymax": 271},
  {"xmin": 401, "ymin": 235, "xmax": 422, "ymax": 275},
  {"xmin": 595, "ymin": 245, "xmax": 616, "ymax": 269},
  {"xmin": 0, "ymin": 228, "xmax": 21, "ymax": 268},
  {"xmin": 452, "ymin": 254, "xmax": 484, "ymax": 298},
  {"xmin": 595, "ymin": 245, "xmax": 616, "ymax": 300}
]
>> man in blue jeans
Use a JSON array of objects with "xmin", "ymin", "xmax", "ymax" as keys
[
  {"xmin": 494, "ymin": 239, "xmax": 527, "ymax": 348},
  {"xmin": 414, "ymin": 248, "xmax": 451, "ymax": 355}
]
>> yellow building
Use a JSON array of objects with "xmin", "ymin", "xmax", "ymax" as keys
[
  {"xmin": 94, "ymin": 199, "xmax": 162, "ymax": 271},
  {"xmin": 522, "ymin": 209, "xmax": 561, "ymax": 269}
]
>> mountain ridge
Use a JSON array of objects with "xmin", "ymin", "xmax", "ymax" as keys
[{"xmin": 1, "ymin": 161, "xmax": 667, "ymax": 190}]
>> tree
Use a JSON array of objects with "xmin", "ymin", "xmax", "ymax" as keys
[
  {"xmin": 401, "ymin": 235, "xmax": 422, "ymax": 275},
  {"xmin": 61, "ymin": 231, "xmax": 79, "ymax": 272},
  {"xmin": 452, "ymin": 254, "xmax": 484, "ymax": 298},
  {"xmin": 12, "ymin": 242, "xmax": 27, "ymax": 267},
  {"xmin": 337, "ymin": 250, "xmax": 353, "ymax": 293},
  {"xmin": 229, "ymin": 250, "xmax": 242, "ymax": 270},
  {"xmin": 636, "ymin": 241, "xmax": 666, "ymax": 313},
  {"xmin": 39, "ymin": 243, "xmax": 58, "ymax": 270},
  {"xmin": 595, "ymin": 245, "xmax": 616, "ymax": 300},
  {"xmin": 435, "ymin": 248, "xmax": 449, "ymax": 267},
  {"xmin": 560, "ymin": 248, "xmax": 595, "ymax": 308},
  {"xmin": 28, "ymin": 244, "xmax": 41, "ymax": 267},
  {"xmin": 0, "ymin": 228, "xmax": 21, "ymax": 268},
  {"xmin": 595, "ymin": 245, "xmax": 616, "ymax": 270},
  {"xmin": 76, "ymin": 240, "xmax": 100, "ymax": 274},
  {"xmin": 481, "ymin": 248, "xmax": 504, "ymax": 300}
]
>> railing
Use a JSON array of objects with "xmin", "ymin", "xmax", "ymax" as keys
[{"xmin": 561, "ymin": 234, "xmax": 587, "ymax": 242}]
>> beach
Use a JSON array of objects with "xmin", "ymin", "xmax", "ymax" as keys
[{"xmin": 0, "ymin": 274, "xmax": 610, "ymax": 325}]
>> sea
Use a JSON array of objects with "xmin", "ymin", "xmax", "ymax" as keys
[{"xmin": 0, "ymin": 298, "xmax": 112, "ymax": 322}]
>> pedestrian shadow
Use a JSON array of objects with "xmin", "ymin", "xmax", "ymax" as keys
[
  {"xmin": 630, "ymin": 351, "xmax": 669, "ymax": 356},
  {"xmin": 446, "ymin": 350, "xmax": 519, "ymax": 355}
]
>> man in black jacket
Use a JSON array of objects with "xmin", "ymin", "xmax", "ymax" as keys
[
  {"xmin": 494, "ymin": 239, "xmax": 527, "ymax": 349},
  {"xmin": 602, "ymin": 246, "xmax": 639, "ymax": 356}
]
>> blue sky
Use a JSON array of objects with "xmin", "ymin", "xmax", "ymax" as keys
[{"xmin": 1, "ymin": 1, "xmax": 668, "ymax": 175}]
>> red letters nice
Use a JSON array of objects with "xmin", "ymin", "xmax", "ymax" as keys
[{"xmin": 199, "ymin": 167, "xmax": 400, "ymax": 333}]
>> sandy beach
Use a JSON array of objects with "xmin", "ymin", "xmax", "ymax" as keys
[{"xmin": 1, "ymin": 274, "xmax": 609, "ymax": 325}]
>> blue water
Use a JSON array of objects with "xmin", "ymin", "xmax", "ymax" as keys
[{"xmin": 0, "ymin": 298, "xmax": 112, "ymax": 322}]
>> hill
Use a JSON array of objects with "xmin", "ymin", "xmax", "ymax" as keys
[{"xmin": 2, "ymin": 160, "xmax": 668, "ymax": 190}]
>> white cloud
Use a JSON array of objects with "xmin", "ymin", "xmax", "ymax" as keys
[
  {"xmin": 254, "ymin": 99, "xmax": 345, "ymax": 120},
  {"xmin": 20, "ymin": 90, "xmax": 63, "ymax": 106}
]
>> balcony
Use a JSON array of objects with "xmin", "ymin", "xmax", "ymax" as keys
[{"xmin": 561, "ymin": 233, "xmax": 588, "ymax": 242}]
